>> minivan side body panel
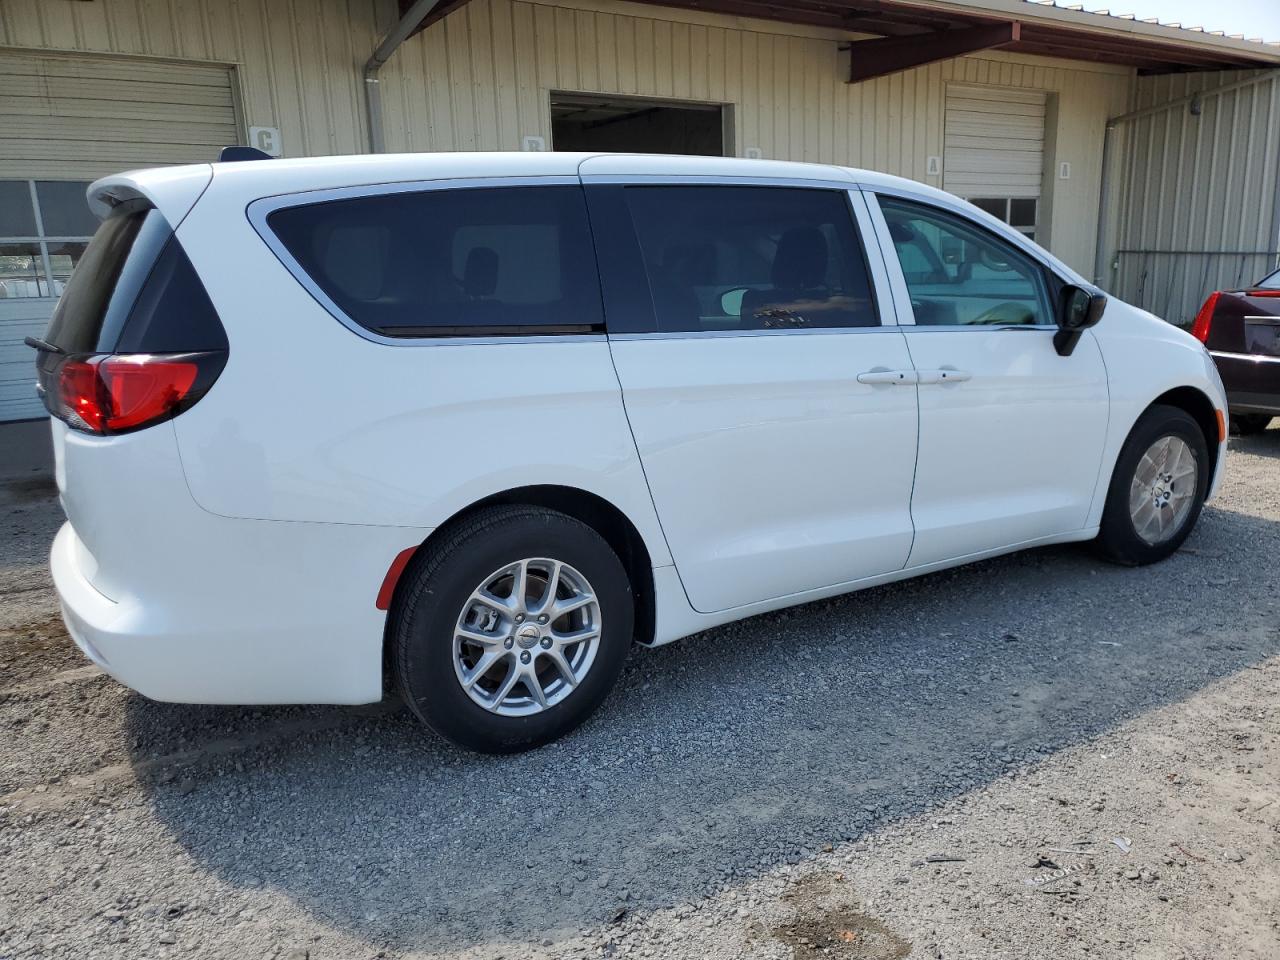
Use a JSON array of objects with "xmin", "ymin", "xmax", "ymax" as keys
[{"xmin": 168, "ymin": 169, "xmax": 673, "ymax": 569}]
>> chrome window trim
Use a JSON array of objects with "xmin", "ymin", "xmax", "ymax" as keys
[
  {"xmin": 1211, "ymin": 349, "xmax": 1280, "ymax": 364},
  {"xmin": 609, "ymin": 325, "xmax": 896, "ymax": 342},
  {"xmin": 246, "ymin": 175, "xmax": 606, "ymax": 348},
  {"xmin": 579, "ymin": 173, "xmax": 858, "ymax": 191},
  {"xmin": 904, "ymin": 324, "xmax": 1059, "ymax": 333}
]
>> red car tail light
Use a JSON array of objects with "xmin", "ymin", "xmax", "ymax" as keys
[
  {"xmin": 57, "ymin": 358, "xmax": 108, "ymax": 433},
  {"xmin": 50, "ymin": 352, "xmax": 220, "ymax": 435},
  {"xmin": 1190, "ymin": 291, "xmax": 1220, "ymax": 343}
]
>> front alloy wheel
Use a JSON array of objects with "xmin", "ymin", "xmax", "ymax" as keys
[
  {"xmin": 1096, "ymin": 404, "xmax": 1210, "ymax": 565},
  {"xmin": 1127, "ymin": 435, "xmax": 1198, "ymax": 546}
]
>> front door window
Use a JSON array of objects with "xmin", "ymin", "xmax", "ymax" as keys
[{"xmin": 879, "ymin": 196, "xmax": 1054, "ymax": 327}]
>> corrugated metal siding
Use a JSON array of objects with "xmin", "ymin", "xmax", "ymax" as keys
[
  {"xmin": 0, "ymin": 0, "xmax": 378, "ymax": 159},
  {"xmin": 0, "ymin": 52, "xmax": 238, "ymax": 180},
  {"xmin": 1111, "ymin": 71, "xmax": 1280, "ymax": 324},
  {"xmin": 944, "ymin": 85, "xmax": 1046, "ymax": 199},
  {"xmin": 0, "ymin": 0, "xmax": 1134, "ymax": 277},
  {"xmin": 0, "ymin": 299, "xmax": 53, "ymax": 421}
]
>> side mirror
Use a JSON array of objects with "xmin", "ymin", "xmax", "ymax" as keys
[{"xmin": 1055, "ymin": 284, "xmax": 1107, "ymax": 356}]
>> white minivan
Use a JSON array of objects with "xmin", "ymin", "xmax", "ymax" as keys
[{"xmin": 34, "ymin": 152, "xmax": 1227, "ymax": 753}]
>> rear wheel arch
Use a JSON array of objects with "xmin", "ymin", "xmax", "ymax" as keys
[{"xmin": 381, "ymin": 485, "xmax": 656, "ymax": 686}]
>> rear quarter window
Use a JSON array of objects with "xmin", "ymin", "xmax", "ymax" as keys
[
  {"xmin": 42, "ymin": 200, "xmax": 226, "ymax": 356},
  {"xmin": 265, "ymin": 185, "xmax": 604, "ymax": 338}
]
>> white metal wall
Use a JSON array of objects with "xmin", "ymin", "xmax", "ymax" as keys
[
  {"xmin": 1109, "ymin": 70, "xmax": 1280, "ymax": 324},
  {"xmin": 0, "ymin": 0, "xmax": 380, "ymax": 159},
  {"xmin": 0, "ymin": 0, "xmax": 1133, "ymax": 275}
]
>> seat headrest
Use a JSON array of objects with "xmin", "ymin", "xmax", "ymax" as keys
[
  {"xmin": 772, "ymin": 227, "xmax": 827, "ymax": 289},
  {"xmin": 462, "ymin": 246, "xmax": 499, "ymax": 298}
]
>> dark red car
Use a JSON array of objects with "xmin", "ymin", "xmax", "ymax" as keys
[{"xmin": 1193, "ymin": 267, "xmax": 1280, "ymax": 435}]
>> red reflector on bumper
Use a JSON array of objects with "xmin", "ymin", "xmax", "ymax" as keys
[{"xmin": 376, "ymin": 547, "xmax": 418, "ymax": 611}]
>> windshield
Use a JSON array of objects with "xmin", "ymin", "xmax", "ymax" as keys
[{"xmin": 1255, "ymin": 267, "xmax": 1280, "ymax": 290}]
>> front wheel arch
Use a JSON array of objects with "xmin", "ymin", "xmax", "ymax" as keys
[{"xmin": 1146, "ymin": 386, "xmax": 1221, "ymax": 481}]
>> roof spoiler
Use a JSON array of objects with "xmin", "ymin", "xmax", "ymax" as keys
[{"xmin": 219, "ymin": 145, "xmax": 274, "ymax": 163}]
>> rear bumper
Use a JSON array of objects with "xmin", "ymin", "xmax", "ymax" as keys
[
  {"xmin": 49, "ymin": 420, "xmax": 429, "ymax": 705},
  {"xmin": 51, "ymin": 518, "xmax": 416, "ymax": 705}
]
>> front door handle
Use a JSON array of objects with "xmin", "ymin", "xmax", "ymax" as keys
[
  {"xmin": 856, "ymin": 369, "xmax": 917, "ymax": 385},
  {"xmin": 917, "ymin": 368, "xmax": 972, "ymax": 384}
]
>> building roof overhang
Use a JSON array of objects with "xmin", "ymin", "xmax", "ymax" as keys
[{"xmin": 402, "ymin": 0, "xmax": 1280, "ymax": 78}]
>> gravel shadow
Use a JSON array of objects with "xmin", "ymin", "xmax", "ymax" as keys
[
  {"xmin": 124, "ymin": 500, "xmax": 1280, "ymax": 953},
  {"xmin": 1228, "ymin": 428, "xmax": 1280, "ymax": 459}
]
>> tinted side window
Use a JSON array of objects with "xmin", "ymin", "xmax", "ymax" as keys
[
  {"xmin": 878, "ymin": 196, "xmax": 1053, "ymax": 327},
  {"xmin": 623, "ymin": 186, "xmax": 878, "ymax": 333},
  {"xmin": 267, "ymin": 186, "xmax": 603, "ymax": 337}
]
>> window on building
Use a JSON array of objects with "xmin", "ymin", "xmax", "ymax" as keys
[
  {"xmin": 551, "ymin": 93, "xmax": 726, "ymax": 156},
  {"xmin": 0, "ymin": 180, "xmax": 96, "ymax": 300},
  {"xmin": 267, "ymin": 186, "xmax": 604, "ymax": 337},
  {"xmin": 623, "ymin": 186, "xmax": 879, "ymax": 333},
  {"xmin": 967, "ymin": 197, "xmax": 1038, "ymax": 242},
  {"xmin": 879, "ymin": 196, "xmax": 1053, "ymax": 327}
]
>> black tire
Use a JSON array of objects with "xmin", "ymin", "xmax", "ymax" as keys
[
  {"xmin": 1095, "ymin": 404, "xmax": 1210, "ymax": 566},
  {"xmin": 390, "ymin": 505, "xmax": 633, "ymax": 753},
  {"xmin": 1231, "ymin": 413, "xmax": 1273, "ymax": 436}
]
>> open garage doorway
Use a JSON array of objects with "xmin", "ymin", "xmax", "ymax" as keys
[{"xmin": 550, "ymin": 93, "xmax": 728, "ymax": 156}]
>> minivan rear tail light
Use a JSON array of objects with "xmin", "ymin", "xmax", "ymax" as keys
[
  {"xmin": 1190, "ymin": 292, "xmax": 1220, "ymax": 343},
  {"xmin": 47, "ymin": 352, "xmax": 222, "ymax": 435}
]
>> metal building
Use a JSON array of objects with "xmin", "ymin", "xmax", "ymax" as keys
[{"xmin": 2, "ymin": 0, "xmax": 1278, "ymax": 422}]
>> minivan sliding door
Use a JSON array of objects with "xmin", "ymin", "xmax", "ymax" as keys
[{"xmin": 586, "ymin": 179, "xmax": 919, "ymax": 614}]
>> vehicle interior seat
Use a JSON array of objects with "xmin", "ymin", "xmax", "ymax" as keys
[{"xmin": 739, "ymin": 226, "xmax": 829, "ymax": 328}]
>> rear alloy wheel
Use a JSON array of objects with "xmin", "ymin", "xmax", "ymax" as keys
[
  {"xmin": 390, "ymin": 505, "xmax": 633, "ymax": 753},
  {"xmin": 452, "ymin": 557, "xmax": 603, "ymax": 717},
  {"xmin": 1095, "ymin": 405, "xmax": 1209, "ymax": 565},
  {"xmin": 1231, "ymin": 413, "xmax": 1273, "ymax": 436}
]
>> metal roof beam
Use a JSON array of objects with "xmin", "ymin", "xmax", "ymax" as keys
[{"xmin": 846, "ymin": 20, "xmax": 1020, "ymax": 83}]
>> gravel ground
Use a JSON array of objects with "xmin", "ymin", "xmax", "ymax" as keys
[{"xmin": 2, "ymin": 428, "xmax": 1278, "ymax": 960}]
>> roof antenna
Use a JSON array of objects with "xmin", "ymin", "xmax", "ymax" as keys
[{"xmin": 219, "ymin": 145, "xmax": 274, "ymax": 162}]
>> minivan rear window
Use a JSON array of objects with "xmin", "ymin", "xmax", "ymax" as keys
[
  {"xmin": 42, "ymin": 200, "xmax": 227, "ymax": 356},
  {"xmin": 266, "ymin": 186, "xmax": 604, "ymax": 337},
  {"xmin": 44, "ymin": 201, "xmax": 158, "ymax": 354}
]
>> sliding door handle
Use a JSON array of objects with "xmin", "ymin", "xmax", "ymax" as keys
[
  {"xmin": 856, "ymin": 369, "xmax": 917, "ymax": 385},
  {"xmin": 917, "ymin": 368, "xmax": 972, "ymax": 384}
]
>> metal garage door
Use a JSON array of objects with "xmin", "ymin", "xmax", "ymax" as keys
[
  {"xmin": 943, "ymin": 85, "xmax": 1046, "ymax": 242},
  {"xmin": 0, "ymin": 52, "xmax": 238, "ymax": 422}
]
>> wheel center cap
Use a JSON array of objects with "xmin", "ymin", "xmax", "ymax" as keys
[{"xmin": 515, "ymin": 624, "xmax": 541, "ymax": 650}]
